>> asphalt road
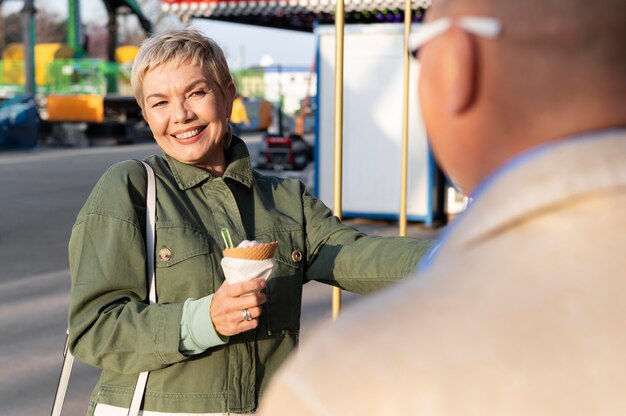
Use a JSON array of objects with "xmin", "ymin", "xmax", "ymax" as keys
[{"xmin": 0, "ymin": 138, "xmax": 355, "ymax": 416}]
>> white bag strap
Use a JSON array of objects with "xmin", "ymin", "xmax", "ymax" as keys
[
  {"xmin": 140, "ymin": 160, "xmax": 157, "ymax": 306},
  {"xmin": 50, "ymin": 330, "xmax": 75, "ymax": 416},
  {"xmin": 128, "ymin": 161, "xmax": 158, "ymax": 416},
  {"xmin": 51, "ymin": 161, "xmax": 157, "ymax": 416}
]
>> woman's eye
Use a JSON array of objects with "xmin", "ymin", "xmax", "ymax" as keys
[
  {"xmin": 151, "ymin": 101, "xmax": 167, "ymax": 108},
  {"xmin": 189, "ymin": 90, "xmax": 207, "ymax": 99}
]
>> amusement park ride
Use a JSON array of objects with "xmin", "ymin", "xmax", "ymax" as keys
[{"xmin": 0, "ymin": 0, "xmax": 152, "ymax": 148}]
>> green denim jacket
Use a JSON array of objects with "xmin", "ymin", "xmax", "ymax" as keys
[{"xmin": 68, "ymin": 138, "xmax": 430, "ymax": 414}]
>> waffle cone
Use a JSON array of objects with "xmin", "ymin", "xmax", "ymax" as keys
[{"xmin": 223, "ymin": 241, "xmax": 279, "ymax": 260}]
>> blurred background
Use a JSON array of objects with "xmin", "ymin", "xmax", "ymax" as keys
[{"xmin": 0, "ymin": 1, "xmax": 455, "ymax": 414}]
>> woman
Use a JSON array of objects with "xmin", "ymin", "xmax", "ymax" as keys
[{"xmin": 68, "ymin": 29, "xmax": 430, "ymax": 415}]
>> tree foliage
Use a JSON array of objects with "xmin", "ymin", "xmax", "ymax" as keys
[
  {"xmin": 0, "ymin": 8, "xmax": 67, "ymax": 52},
  {"xmin": 0, "ymin": 0, "xmax": 182, "ymax": 56}
]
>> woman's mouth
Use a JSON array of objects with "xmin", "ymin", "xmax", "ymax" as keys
[{"xmin": 172, "ymin": 126, "xmax": 206, "ymax": 143}]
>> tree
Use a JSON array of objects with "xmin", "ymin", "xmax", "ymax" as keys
[{"xmin": 0, "ymin": 8, "xmax": 66, "ymax": 53}]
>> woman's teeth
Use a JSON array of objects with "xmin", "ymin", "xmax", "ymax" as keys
[{"xmin": 176, "ymin": 129, "xmax": 199, "ymax": 139}]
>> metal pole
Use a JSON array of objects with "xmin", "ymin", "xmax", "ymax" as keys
[
  {"xmin": 399, "ymin": 0, "xmax": 412, "ymax": 237},
  {"xmin": 22, "ymin": 0, "xmax": 36, "ymax": 96},
  {"xmin": 277, "ymin": 64, "xmax": 284, "ymax": 136},
  {"xmin": 332, "ymin": 0, "xmax": 345, "ymax": 321},
  {"xmin": 105, "ymin": 3, "xmax": 118, "ymax": 62},
  {"xmin": 67, "ymin": 0, "xmax": 83, "ymax": 54}
]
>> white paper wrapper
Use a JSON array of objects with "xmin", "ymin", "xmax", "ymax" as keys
[{"xmin": 221, "ymin": 257, "xmax": 276, "ymax": 285}]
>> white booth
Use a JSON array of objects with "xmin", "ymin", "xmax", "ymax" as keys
[{"xmin": 314, "ymin": 23, "xmax": 445, "ymax": 226}]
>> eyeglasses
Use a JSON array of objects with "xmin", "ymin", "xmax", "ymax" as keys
[{"xmin": 409, "ymin": 16, "xmax": 503, "ymax": 59}]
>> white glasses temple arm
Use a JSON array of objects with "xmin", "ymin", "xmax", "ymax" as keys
[{"xmin": 458, "ymin": 16, "xmax": 503, "ymax": 38}]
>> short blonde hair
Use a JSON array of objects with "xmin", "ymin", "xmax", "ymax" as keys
[{"xmin": 131, "ymin": 29, "xmax": 234, "ymax": 111}]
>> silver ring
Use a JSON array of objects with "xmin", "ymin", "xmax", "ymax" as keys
[{"xmin": 242, "ymin": 308, "xmax": 252, "ymax": 321}]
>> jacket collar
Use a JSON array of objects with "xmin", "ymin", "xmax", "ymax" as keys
[
  {"xmin": 164, "ymin": 137, "xmax": 254, "ymax": 190},
  {"xmin": 445, "ymin": 129, "xmax": 626, "ymax": 250}
]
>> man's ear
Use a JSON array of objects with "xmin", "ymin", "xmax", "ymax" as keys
[{"xmin": 448, "ymin": 27, "xmax": 477, "ymax": 115}]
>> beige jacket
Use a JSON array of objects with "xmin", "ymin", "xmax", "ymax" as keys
[{"xmin": 259, "ymin": 129, "xmax": 626, "ymax": 416}]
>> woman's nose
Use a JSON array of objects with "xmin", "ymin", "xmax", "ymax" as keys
[{"xmin": 174, "ymin": 101, "xmax": 192, "ymax": 122}]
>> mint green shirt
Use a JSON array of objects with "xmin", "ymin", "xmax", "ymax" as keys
[{"xmin": 180, "ymin": 295, "xmax": 226, "ymax": 354}]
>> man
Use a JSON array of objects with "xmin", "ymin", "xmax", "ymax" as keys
[{"xmin": 259, "ymin": 0, "xmax": 626, "ymax": 414}]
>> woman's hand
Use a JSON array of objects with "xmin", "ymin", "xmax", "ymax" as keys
[{"xmin": 210, "ymin": 278, "xmax": 267, "ymax": 336}]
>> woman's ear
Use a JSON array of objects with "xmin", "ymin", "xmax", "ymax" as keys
[
  {"xmin": 226, "ymin": 82, "xmax": 236, "ymax": 116},
  {"xmin": 448, "ymin": 27, "xmax": 477, "ymax": 115}
]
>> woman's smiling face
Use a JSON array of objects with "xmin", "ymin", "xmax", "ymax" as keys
[{"xmin": 142, "ymin": 61, "xmax": 234, "ymax": 173}]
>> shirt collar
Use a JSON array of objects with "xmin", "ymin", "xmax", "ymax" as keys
[
  {"xmin": 462, "ymin": 128, "xmax": 626, "ymax": 240},
  {"xmin": 471, "ymin": 127, "xmax": 626, "ymax": 201},
  {"xmin": 418, "ymin": 127, "xmax": 626, "ymax": 272},
  {"xmin": 164, "ymin": 137, "xmax": 254, "ymax": 190}
]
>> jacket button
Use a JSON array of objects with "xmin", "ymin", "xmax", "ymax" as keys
[
  {"xmin": 158, "ymin": 248, "xmax": 172, "ymax": 261},
  {"xmin": 291, "ymin": 249, "xmax": 302, "ymax": 263}
]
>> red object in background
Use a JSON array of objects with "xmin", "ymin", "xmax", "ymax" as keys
[
  {"xmin": 259, "ymin": 134, "xmax": 313, "ymax": 171},
  {"xmin": 160, "ymin": 0, "xmax": 256, "ymax": 3},
  {"xmin": 265, "ymin": 135, "xmax": 294, "ymax": 169}
]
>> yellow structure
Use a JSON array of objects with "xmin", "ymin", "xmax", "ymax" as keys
[
  {"xmin": 115, "ymin": 45, "xmax": 140, "ymax": 96},
  {"xmin": 2, "ymin": 43, "xmax": 73, "ymax": 86},
  {"xmin": 46, "ymin": 94, "xmax": 104, "ymax": 122},
  {"xmin": 230, "ymin": 96, "xmax": 250, "ymax": 125},
  {"xmin": 115, "ymin": 45, "xmax": 140, "ymax": 64}
]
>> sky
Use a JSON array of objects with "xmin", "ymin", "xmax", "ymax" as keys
[
  {"xmin": 191, "ymin": 19, "xmax": 316, "ymax": 69},
  {"xmin": 2, "ymin": 0, "xmax": 316, "ymax": 68}
]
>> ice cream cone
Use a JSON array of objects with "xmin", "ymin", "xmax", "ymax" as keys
[{"xmin": 223, "ymin": 241, "xmax": 279, "ymax": 260}]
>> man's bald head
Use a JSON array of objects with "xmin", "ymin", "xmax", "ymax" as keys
[
  {"xmin": 418, "ymin": 0, "xmax": 626, "ymax": 195},
  {"xmin": 429, "ymin": 0, "xmax": 626, "ymax": 90}
]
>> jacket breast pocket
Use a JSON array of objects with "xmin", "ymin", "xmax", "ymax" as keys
[
  {"xmin": 154, "ymin": 224, "xmax": 214, "ymax": 303},
  {"xmin": 256, "ymin": 226, "xmax": 305, "ymax": 333}
]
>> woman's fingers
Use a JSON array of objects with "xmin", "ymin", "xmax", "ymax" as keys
[
  {"xmin": 217, "ymin": 305, "xmax": 263, "ymax": 336},
  {"xmin": 210, "ymin": 279, "xmax": 267, "ymax": 336},
  {"xmin": 226, "ymin": 278, "xmax": 267, "ymax": 297},
  {"xmin": 241, "ymin": 305, "xmax": 263, "ymax": 321},
  {"xmin": 237, "ymin": 305, "xmax": 263, "ymax": 328}
]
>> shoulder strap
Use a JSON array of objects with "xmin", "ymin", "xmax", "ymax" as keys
[
  {"xmin": 50, "ymin": 330, "xmax": 74, "ymax": 416},
  {"xmin": 128, "ymin": 161, "xmax": 157, "ymax": 416},
  {"xmin": 51, "ymin": 161, "xmax": 157, "ymax": 416},
  {"xmin": 139, "ymin": 161, "xmax": 157, "ymax": 305}
]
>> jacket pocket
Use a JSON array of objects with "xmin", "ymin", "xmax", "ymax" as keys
[
  {"xmin": 255, "ymin": 226, "xmax": 305, "ymax": 334},
  {"xmin": 155, "ymin": 224, "xmax": 214, "ymax": 302}
]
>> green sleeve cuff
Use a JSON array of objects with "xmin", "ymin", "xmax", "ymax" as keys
[{"xmin": 179, "ymin": 295, "xmax": 228, "ymax": 355}]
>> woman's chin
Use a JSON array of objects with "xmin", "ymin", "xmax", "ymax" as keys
[{"xmin": 168, "ymin": 144, "xmax": 224, "ymax": 168}]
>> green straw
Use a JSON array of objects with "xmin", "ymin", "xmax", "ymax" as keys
[{"xmin": 220, "ymin": 228, "xmax": 234, "ymax": 249}]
